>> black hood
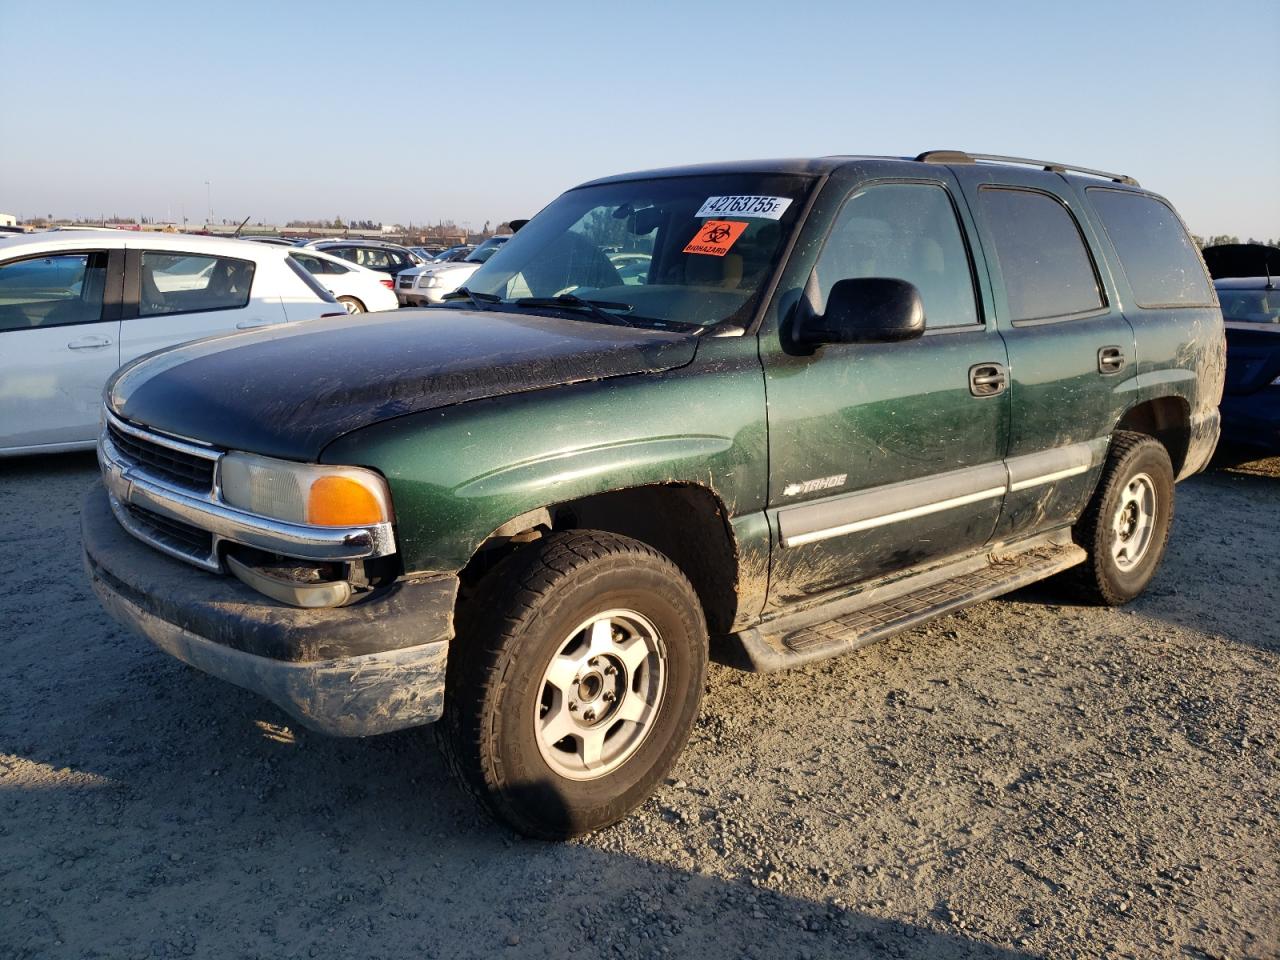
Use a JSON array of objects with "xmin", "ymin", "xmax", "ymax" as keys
[
  {"xmin": 1203, "ymin": 243, "xmax": 1280, "ymax": 280},
  {"xmin": 108, "ymin": 308, "xmax": 699, "ymax": 461}
]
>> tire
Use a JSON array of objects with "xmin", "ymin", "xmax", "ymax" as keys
[
  {"xmin": 337, "ymin": 296, "xmax": 365, "ymax": 314},
  {"xmin": 1069, "ymin": 431, "xmax": 1175, "ymax": 606},
  {"xmin": 438, "ymin": 530, "xmax": 708, "ymax": 839}
]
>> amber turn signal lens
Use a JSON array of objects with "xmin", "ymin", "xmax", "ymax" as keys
[{"xmin": 306, "ymin": 476, "xmax": 386, "ymax": 526}]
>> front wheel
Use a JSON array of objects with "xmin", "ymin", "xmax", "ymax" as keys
[
  {"xmin": 438, "ymin": 531, "xmax": 708, "ymax": 839},
  {"xmin": 1069, "ymin": 431, "xmax": 1175, "ymax": 606}
]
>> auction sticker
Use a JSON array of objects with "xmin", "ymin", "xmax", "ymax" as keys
[
  {"xmin": 684, "ymin": 220, "xmax": 749, "ymax": 257},
  {"xmin": 695, "ymin": 195, "xmax": 792, "ymax": 220}
]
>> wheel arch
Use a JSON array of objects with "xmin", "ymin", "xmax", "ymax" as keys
[
  {"xmin": 457, "ymin": 482, "xmax": 743, "ymax": 637},
  {"xmin": 1114, "ymin": 394, "xmax": 1192, "ymax": 477}
]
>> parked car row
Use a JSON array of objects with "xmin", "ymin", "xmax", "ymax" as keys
[
  {"xmin": 396, "ymin": 235, "xmax": 508, "ymax": 305},
  {"xmin": 0, "ymin": 230, "xmax": 346, "ymax": 455},
  {"xmin": 286, "ymin": 248, "xmax": 399, "ymax": 314},
  {"xmin": 246, "ymin": 235, "xmax": 513, "ymax": 306}
]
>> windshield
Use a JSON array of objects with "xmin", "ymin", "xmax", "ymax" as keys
[
  {"xmin": 461, "ymin": 173, "xmax": 811, "ymax": 328},
  {"xmin": 464, "ymin": 237, "xmax": 508, "ymax": 264},
  {"xmin": 1218, "ymin": 287, "xmax": 1280, "ymax": 324}
]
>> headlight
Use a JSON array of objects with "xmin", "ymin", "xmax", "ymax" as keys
[
  {"xmin": 420, "ymin": 274, "xmax": 441, "ymax": 288},
  {"xmin": 220, "ymin": 452, "xmax": 393, "ymax": 527}
]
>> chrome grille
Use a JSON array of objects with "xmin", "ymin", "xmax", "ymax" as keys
[
  {"xmin": 398, "ymin": 276, "xmax": 417, "ymax": 288},
  {"xmin": 107, "ymin": 419, "xmax": 216, "ymax": 493}
]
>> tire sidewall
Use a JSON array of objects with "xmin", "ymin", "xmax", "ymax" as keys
[
  {"xmin": 484, "ymin": 558, "xmax": 706, "ymax": 836},
  {"xmin": 1093, "ymin": 442, "xmax": 1174, "ymax": 601}
]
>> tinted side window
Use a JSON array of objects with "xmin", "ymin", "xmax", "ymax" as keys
[
  {"xmin": 814, "ymin": 182, "xmax": 979, "ymax": 328},
  {"xmin": 1087, "ymin": 189, "xmax": 1212, "ymax": 308},
  {"xmin": 1218, "ymin": 289, "xmax": 1280, "ymax": 324},
  {"xmin": 0, "ymin": 251, "xmax": 109, "ymax": 331},
  {"xmin": 357, "ymin": 248, "xmax": 391, "ymax": 269},
  {"xmin": 978, "ymin": 188, "xmax": 1103, "ymax": 322},
  {"xmin": 290, "ymin": 253, "xmax": 323, "ymax": 275},
  {"xmin": 139, "ymin": 252, "xmax": 254, "ymax": 317}
]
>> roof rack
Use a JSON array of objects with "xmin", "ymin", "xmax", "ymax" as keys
[{"xmin": 915, "ymin": 150, "xmax": 1139, "ymax": 186}]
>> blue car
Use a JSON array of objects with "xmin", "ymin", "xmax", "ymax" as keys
[{"xmin": 1206, "ymin": 245, "xmax": 1280, "ymax": 453}]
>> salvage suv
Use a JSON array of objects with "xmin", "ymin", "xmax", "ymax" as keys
[{"xmin": 84, "ymin": 151, "xmax": 1224, "ymax": 838}]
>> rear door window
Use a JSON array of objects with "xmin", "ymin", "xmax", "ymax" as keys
[
  {"xmin": 291, "ymin": 253, "xmax": 347, "ymax": 276},
  {"xmin": 138, "ymin": 251, "xmax": 254, "ymax": 317},
  {"xmin": 1087, "ymin": 189, "xmax": 1213, "ymax": 308},
  {"xmin": 356, "ymin": 248, "xmax": 391, "ymax": 270},
  {"xmin": 978, "ymin": 187, "xmax": 1104, "ymax": 322},
  {"xmin": 0, "ymin": 251, "xmax": 110, "ymax": 331}
]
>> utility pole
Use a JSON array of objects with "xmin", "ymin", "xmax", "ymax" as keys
[{"xmin": 205, "ymin": 180, "xmax": 213, "ymax": 225}]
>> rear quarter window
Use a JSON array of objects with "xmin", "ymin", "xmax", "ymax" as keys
[{"xmin": 1087, "ymin": 189, "xmax": 1213, "ymax": 308}]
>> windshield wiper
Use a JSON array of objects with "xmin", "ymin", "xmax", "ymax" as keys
[
  {"xmin": 440, "ymin": 286, "xmax": 503, "ymax": 309},
  {"xmin": 512, "ymin": 294, "xmax": 638, "ymax": 327}
]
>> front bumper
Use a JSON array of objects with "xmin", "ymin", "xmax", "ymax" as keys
[
  {"xmin": 83, "ymin": 484, "xmax": 457, "ymax": 736},
  {"xmin": 398, "ymin": 287, "xmax": 443, "ymax": 306}
]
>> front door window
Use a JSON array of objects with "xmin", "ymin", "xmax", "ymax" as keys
[{"xmin": 0, "ymin": 252, "xmax": 109, "ymax": 331}]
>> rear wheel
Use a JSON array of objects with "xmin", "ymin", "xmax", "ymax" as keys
[
  {"xmin": 338, "ymin": 296, "xmax": 365, "ymax": 314},
  {"xmin": 438, "ymin": 530, "xmax": 708, "ymax": 839},
  {"xmin": 1069, "ymin": 431, "xmax": 1175, "ymax": 605}
]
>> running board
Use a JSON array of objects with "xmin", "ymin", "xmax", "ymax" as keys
[{"xmin": 720, "ymin": 539, "xmax": 1086, "ymax": 673}]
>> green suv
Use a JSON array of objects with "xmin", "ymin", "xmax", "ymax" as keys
[{"xmin": 84, "ymin": 151, "xmax": 1225, "ymax": 838}]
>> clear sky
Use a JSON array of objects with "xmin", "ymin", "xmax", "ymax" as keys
[{"xmin": 1, "ymin": 0, "xmax": 1276, "ymax": 238}]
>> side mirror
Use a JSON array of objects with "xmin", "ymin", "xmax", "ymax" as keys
[
  {"xmin": 797, "ymin": 277, "xmax": 926, "ymax": 346},
  {"xmin": 509, "ymin": 219, "xmax": 529, "ymax": 233}
]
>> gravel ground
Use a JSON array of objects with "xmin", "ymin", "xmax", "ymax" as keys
[{"xmin": 1, "ymin": 452, "xmax": 1277, "ymax": 960}]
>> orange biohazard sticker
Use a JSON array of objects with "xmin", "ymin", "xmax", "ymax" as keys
[{"xmin": 683, "ymin": 220, "xmax": 748, "ymax": 257}]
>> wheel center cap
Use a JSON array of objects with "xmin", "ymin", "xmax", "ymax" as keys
[{"xmin": 577, "ymin": 671, "xmax": 604, "ymax": 703}]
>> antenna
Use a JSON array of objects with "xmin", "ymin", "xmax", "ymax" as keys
[{"xmin": 232, "ymin": 215, "xmax": 251, "ymax": 239}]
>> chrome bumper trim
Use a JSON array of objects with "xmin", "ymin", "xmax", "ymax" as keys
[{"xmin": 98, "ymin": 422, "xmax": 396, "ymax": 572}]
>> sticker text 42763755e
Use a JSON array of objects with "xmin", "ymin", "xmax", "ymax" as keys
[{"xmin": 695, "ymin": 196, "xmax": 793, "ymax": 220}]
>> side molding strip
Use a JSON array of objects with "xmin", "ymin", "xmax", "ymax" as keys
[
  {"xmin": 777, "ymin": 441, "xmax": 1102, "ymax": 549},
  {"xmin": 783, "ymin": 486, "xmax": 1006, "ymax": 547},
  {"xmin": 1008, "ymin": 463, "xmax": 1089, "ymax": 492}
]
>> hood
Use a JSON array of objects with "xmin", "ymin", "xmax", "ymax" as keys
[
  {"xmin": 1203, "ymin": 243, "xmax": 1280, "ymax": 280},
  {"xmin": 401, "ymin": 261, "xmax": 477, "ymax": 279},
  {"xmin": 108, "ymin": 308, "xmax": 699, "ymax": 461},
  {"xmin": 427, "ymin": 261, "xmax": 480, "ymax": 275}
]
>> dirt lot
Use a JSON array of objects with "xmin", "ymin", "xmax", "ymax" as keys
[{"xmin": 1, "ymin": 452, "xmax": 1277, "ymax": 960}]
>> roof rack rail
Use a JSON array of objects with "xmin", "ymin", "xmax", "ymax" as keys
[{"xmin": 915, "ymin": 150, "xmax": 1139, "ymax": 187}]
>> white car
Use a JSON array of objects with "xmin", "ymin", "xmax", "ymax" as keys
[
  {"xmin": 396, "ymin": 235, "xmax": 510, "ymax": 305},
  {"xmin": 286, "ymin": 248, "xmax": 399, "ymax": 314},
  {"xmin": 0, "ymin": 230, "xmax": 345, "ymax": 456}
]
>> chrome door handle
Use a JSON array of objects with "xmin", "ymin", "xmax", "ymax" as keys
[
  {"xmin": 969, "ymin": 362, "xmax": 1008, "ymax": 398},
  {"xmin": 1098, "ymin": 345, "xmax": 1126, "ymax": 374},
  {"xmin": 236, "ymin": 319, "xmax": 268, "ymax": 330},
  {"xmin": 67, "ymin": 336, "xmax": 112, "ymax": 350}
]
